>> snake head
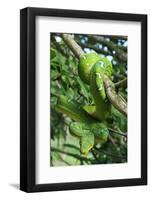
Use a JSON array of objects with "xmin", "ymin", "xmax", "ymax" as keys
[
  {"xmin": 69, "ymin": 122, "xmax": 94, "ymax": 154},
  {"xmin": 69, "ymin": 122, "xmax": 109, "ymax": 154}
]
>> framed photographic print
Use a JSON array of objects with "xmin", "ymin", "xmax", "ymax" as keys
[{"xmin": 20, "ymin": 7, "xmax": 147, "ymax": 192}]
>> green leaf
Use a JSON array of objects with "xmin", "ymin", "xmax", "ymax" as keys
[{"xmin": 75, "ymin": 77, "xmax": 90, "ymax": 100}]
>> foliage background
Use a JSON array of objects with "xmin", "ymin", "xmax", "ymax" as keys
[{"xmin": 50, "ymin": 33, "xmax": 127, "ymax": 166}]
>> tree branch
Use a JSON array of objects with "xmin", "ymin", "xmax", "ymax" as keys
[
  {"xmin": 110, "ymin": 35, "xmax": 127, "ymax": 41},
  {"xmin": 103, "ymin": 75, "xmax": 127, "ymax": 116},
  {"xmin": 79, "ymin": 42, "xmax": 113, "ymax": 56},
  {"xmin": 62, "ymin": 33, "xmax": 127, "ymax": 116},
  {"xmin": 88, "ymin": 35, "xmax": 127, "ymax": 62},
  {"xmin": 62, "ymin": 34, "xmax": 84, "ymax": 58}
]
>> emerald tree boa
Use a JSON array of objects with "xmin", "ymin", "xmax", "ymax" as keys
[{"xmin": 56, "ymin": 52, "xmax": 113, "ymax": 154}]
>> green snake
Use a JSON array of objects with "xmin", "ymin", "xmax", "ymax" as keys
[{"xmin": 55, "ymin": 52, "xmax": 113, "ymax": 154}]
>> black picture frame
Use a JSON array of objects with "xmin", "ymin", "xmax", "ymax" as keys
[{"xmin": 20, "ymin": 7, "xmax": 147, "ymax": 192}]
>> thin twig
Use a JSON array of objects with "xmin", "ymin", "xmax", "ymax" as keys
[
  {"xmin": 51, "ymin": 147, "xmax": 94, "ymax": 162},
  {"xmin": 108, "ymin": 135, "xmax": 117, "ymax": 147},
  {"xmin": 91, "ymin": 149, "xmax": 99, "ymax": 161},
  {"xmin": 115, "ymin": 78, "xmax": 127, "ymax": 89},
  {"xmin": 108, "ymin": 128, "xmax": 127, "ymax": 137}
]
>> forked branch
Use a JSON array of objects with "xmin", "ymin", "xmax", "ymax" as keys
[{"xmin": 62, "ymin": 33, "xmax": 127, "ymax": 116}]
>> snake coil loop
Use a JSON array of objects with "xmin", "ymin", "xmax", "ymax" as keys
[{"xmin": 79, "ymin": 52, "xmax": 112, "ymax": 121}]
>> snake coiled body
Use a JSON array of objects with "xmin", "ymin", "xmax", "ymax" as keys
[{"xmin": 56, "ymin": 52, "xmax": 113, "ymax": 154}]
